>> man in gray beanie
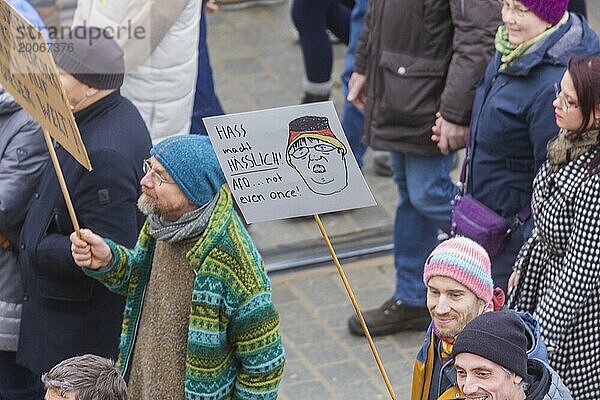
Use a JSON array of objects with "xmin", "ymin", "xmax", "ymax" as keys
[
  {"xmin": 453, "ymin": 311, "xmax": 571, "ymax": 400},
  {"xmin": 70, "ymin": 135, "xmax": 285, "ymax": 400},
  {"xmin": 17, "ymin": 25, "xmax": 151, "ymax": 394},
  {"xmin": 51, "ymin": 26, "xmax": 127, "ymax": 111}
]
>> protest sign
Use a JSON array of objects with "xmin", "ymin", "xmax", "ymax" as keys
[
  {"xmin": 0, "ymin": 0, "xmax": 90, "ymax": 170},
  {"xmin": 204, "ymin": 102, "xmax": 376, "ymax": 223},
  {"xmin": 207, "ymin": 103, "xmax": 396, "ymax": 399}
]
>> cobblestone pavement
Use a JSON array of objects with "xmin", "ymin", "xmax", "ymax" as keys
[{"xmin": 270, "ymin": 253, "xmax": 424, "ymax": 400}]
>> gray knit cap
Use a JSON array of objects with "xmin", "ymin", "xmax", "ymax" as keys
[{"xmin": 51, "ymin": 26, "xmax": 124, "ymax": 89}]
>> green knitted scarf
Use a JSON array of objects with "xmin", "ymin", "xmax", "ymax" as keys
[{"xmin": 495, "ymin": 11, "xmax": 569, "ymax": 69}]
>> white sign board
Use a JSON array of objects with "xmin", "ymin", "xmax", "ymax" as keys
[{"xmin": 204, "ymin": 102, "xmax": 376, "ymax": 223}]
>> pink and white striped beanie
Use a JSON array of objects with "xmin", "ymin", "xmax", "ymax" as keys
[{"xmin": 423, "ymin": 236, "xmax": 493, "ymax": 303}]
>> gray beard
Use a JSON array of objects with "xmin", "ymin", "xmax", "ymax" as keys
[
  {"xmin": 137, "ymin": 193, "xmax": 158, "ymax": 216},
  {"xmin": 148, "ymin": 195, "xmax": 218, "ymax": 243}
]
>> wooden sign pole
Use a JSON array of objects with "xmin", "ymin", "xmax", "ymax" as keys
[
  {"xmin": 313, "ymin": 214, "xmax": 398, "ymax": 400},
  {"xmin": 42, "ymin": 130, "xmax": 81, "ymax": 238}
]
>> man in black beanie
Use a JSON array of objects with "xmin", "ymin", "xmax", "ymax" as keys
[
  {"xmin": 17, "ymin": 26, "xmax": 151, "ymax": 396},
  {"xmin": 452, "ymin": 311, "xmax": 571, "ymax": 400}
]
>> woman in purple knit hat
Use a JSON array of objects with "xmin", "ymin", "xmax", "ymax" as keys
[{"xmin": 434, "ymin": 0, "xmax": 599, "ymax": 292}]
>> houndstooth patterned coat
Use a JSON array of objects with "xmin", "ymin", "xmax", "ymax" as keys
[{"xmin": 509, "ymin": 147, "xmax": 600, "ymax": 398}]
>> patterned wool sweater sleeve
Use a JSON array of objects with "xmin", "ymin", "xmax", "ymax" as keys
[
  {"xmin": 83, "ymin": 220, "xmax": 155, "ymax": 296},
  {"xmin": 225, "ymin": 214, "xmax": 284, "ymax": 399},
  {"xmin": 229, "ymin": 291, "xmax": 284, "ymax": 399}
]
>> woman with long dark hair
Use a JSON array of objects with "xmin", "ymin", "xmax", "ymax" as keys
[{"xmin": 509, "ymin": 55, "xmax": 600, "ymax": 397}]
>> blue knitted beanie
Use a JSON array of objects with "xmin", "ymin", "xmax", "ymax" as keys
[{"xmin": 150, "ymin": 135, "xmax": 225, "ymax": 206}]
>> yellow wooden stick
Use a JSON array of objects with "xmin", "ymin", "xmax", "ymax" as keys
[
  {"xmin": 313, "ymin": 213, "xmax": 398, "ymax": 400},
  {"xmin": 42, "ymin": 130, "xmax": 81, "ymax": 238}
]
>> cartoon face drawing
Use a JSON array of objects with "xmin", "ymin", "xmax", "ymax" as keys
[{"xmin": 286, "ymin": 116, "xmax": 348, "ymax": 195}]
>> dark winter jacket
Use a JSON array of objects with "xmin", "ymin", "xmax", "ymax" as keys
[
  {"xmin": 17, "ymin": 90, "xmax": 152, "ymax": 374},
  {"xmin": 412, "ymin": 309, "xmax": 547, "ymax": 400},
  {"xmin": 526, "ymin": 360, "xmax": 572, "ymax": 400},
  {"xmin": 354, "ymin": 0, "xmax": 501, "ymax": 155},
  {"xmin": 0, "ymin": 88, "xmax": 47, "ymax": 352},
  {"xmin": 466, "ymin": 13, "xmax": 600, "ymax": 285}
]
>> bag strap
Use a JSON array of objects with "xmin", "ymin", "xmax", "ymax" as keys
[
  {"xmin": 458, "ymin": 137, "xmax": 531, "ymax": 232},
  {"xmin": 508, "ymin": 203, "xmax": 532, "ymax": 234},
  {"xmin": 457, "ymin": 153, "xmax": 468, "ymax": 195}
]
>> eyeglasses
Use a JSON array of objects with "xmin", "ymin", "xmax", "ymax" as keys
[
  {"xmin": 498, "ymin": 0, "xmax": 531, "ymax": 19},
  {"xmin": 289, "ymin": 143, "xmax": 337, "ymax": 159},
  {"xmin": 142, "ymin": 159, "xmax": 175, "ymax": 186},
  {"xmin": 554, "ymin": 83, "xmax": 579, "ymax": 113}
]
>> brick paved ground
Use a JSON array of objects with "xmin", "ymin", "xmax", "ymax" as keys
[{"xmin": 271, "ymin": 254, "xmax": 424, "ymax": 400}]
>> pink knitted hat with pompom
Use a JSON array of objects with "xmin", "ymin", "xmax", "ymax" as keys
[
  {"xmin": 519, "ymin": 0, "xmax": 568, "ymax": 25},
  {"xmin": 423, "ymin": 237, "xmax": 494, "ymax": 303}
]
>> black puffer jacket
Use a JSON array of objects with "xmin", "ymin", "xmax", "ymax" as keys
[
  {"xmin": 354, "ymin": 0, "xmax": 501, "ymax": 155},
  {"xmin": 526, "ymin": 360, "xmax": 572, "ymax": 400}
]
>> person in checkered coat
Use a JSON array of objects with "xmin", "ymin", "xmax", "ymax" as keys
[{"xmin": 508, "ymin": 55, "xmax": 600, "ymax": 398}]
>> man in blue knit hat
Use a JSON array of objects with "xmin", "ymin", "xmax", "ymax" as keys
[{"xmin": 70, "ymin": 135, "xmax": 285, "ymax": 400}]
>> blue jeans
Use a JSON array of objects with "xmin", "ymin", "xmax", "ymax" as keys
[
  {"xmin": 390, "ymin": 152, "xmax": 457, "ymax": 306},
  {"xmin": 190, "ymin": 2, "xmax": 224, "ymax": 136},
  {"xmin": 0, "ymin": 351, "xmax": 44, "ymax": 400},
  {"xmin": 341, "ymin": 0, "xmax": 368, "ymax": 168}
]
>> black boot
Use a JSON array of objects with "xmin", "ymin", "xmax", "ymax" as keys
[
  {"xmin": 373, "ymin": 152, "xmax": 393, "ymax": 177},
  {"xmin": 301, "ymin": 92, "xmax": 330, "ymax": 104},
  {"xmin": 348, "ymin": 298, "xmax": 430, "ymax": 336}
]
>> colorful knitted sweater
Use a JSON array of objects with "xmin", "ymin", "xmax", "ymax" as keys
[{"xmin": 84, "ymin": 187, "xmax": 285, "ymax": 399}]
